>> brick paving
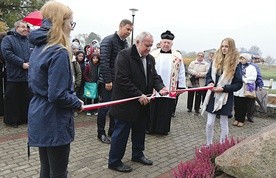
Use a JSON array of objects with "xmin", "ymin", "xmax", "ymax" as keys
[{"xmin": 0, "ymin": 93, "xmax": 275, "ymax": 178}]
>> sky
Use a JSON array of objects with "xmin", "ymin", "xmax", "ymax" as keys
[{"xmin": 56, "ymin": 0, "xmax": 276, "ymax": 58}]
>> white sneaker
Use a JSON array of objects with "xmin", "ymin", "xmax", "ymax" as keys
[
  {"xmin": 86, "ymin": 112, "xmax": 91, "ymax": 116},
  {"xmin": 94, "ymin": 112, "xmax": 98, "ymax": 116}
]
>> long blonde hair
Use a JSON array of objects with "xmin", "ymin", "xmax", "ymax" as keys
[
  {"xmin": 213, "ymin": 38, "xmax": 240, "ymax": 80},
  {"xmin": 40, "ymin": 1, "xmax": 72, "ymax": 53}
]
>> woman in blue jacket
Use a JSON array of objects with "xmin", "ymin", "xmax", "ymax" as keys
[{"xmin": 28, "ymin": 1, "xmax": 83, "ymax": 177}]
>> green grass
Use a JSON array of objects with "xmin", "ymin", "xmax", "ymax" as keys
[
  {"xmin": 257, "ymin": 64, "xmax": 276, "ymax": 80},
  {"xmin": 254, "ymin": 64, "xmax": 276, "ymax": 94},
  {"xmin": 268, "ymin": 89, "xmax": 276, "ymax": 94}
]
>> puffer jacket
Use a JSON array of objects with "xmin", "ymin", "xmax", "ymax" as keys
[
  {"xmin": 98, "ymin": 32, "xmax": 128, "ymax": 84},
  {"xmin": 1, "ymin": 30, "xmax": 32, "ymax": 82},
  {"xmin": 28, "ymin": 19, "xmax": 82, "ymax": 147}
]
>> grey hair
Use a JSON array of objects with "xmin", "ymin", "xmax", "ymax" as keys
[
  {"xmin": 135, "ymin": 32, "xmax": 153, "ymax": 43},
  {"xmin": 14, "ymin": 20, "xmax": 25, "ymax": 28}
]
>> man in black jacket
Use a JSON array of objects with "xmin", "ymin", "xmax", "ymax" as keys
[
  {"xmin": 97, "ymin": 19, "xmax": 133, "ymax": 144},
  {"xmin": 1, "ymin": 21, "xmax": 32, "ymax": 127},
  {"xmin": 108, "ymin": 32, "xmax": 168, "ymax": 172}
]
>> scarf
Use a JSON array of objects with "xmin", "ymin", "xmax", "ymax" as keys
[{"xmin": 201, "ymin": 62, "xmax": 234, "ymax": 114}]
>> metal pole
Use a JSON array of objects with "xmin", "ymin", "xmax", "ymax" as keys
[
  {"xmin": 129, "ymin": 8, "xmax": 138, "ymax": 46},
  {"xmin": 131, "ymin": 14, "xmax": 135, "ymax": 46}
]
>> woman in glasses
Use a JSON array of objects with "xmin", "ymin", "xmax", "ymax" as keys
[{"xmin": 28, "ymin": 1, "xmax": 84, "ymax": 177}]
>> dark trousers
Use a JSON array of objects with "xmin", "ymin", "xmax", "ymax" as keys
[
  {"xmin": 108, "ymin": 118, "xmax": 146, "ymax": 166},
  {"xmin": 97, "ymin": 82, "xmax": 114, "ymax": 136},
  {"xmin": 187, "ymin": 89, "xmax": 202, "ymax": 111},
  {"xmin": 85, "ymin": 98, "xmax": 99, "ymax": 113},
  {"xmin": 234, "ymin": 96, "xmax": 256, "ymax": 122},
  {"xmin": 246, "ymin": 97, "xmax": 256, "ymax": 120},
  {"xmin": 0, "ymin": 63, "xmax": 4, "ymax": 116},
  {"xmin": 234, "ymin": 96, "xmax": 247, "ymax": 123},
  {"xmin": 171, "ymin": 95, "xmax": 179, "ymax": 114},
  {"xmin": 39, "ymin": 144, "xmax": 70, "ymax": 178},
  {"xmin": 4, "ymin": 82, "xmax": 31, "ymax": 126},
  {"xmin": 147, "ymin": 98, "xmax": 173, "ymax": 134},
  {"xmin": 76, "ymin": 80, "xmax": 85, "ymax": 101}
]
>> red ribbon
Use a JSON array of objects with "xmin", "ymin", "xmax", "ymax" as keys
[
  {"xmin": 83, "ymin": 94, "xmax": 155, "ymax": 111},
  {"xmin": 83, "ymin": 86, "xmax": 213, "ymax": 111},
  {"xmin": 169, "ymin": 86, "xmax": 214, "ymax": 97}
]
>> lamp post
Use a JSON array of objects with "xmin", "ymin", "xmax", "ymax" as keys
[{"xmin": 129, "ymin": 8, "xmax": 138, "ymax": 46}]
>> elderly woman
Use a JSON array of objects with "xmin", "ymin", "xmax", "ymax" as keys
[
  {"xmin": 186, "ymin": 52, "xmax": 208, "ymax": 114},
  {"xmin": 233, "ymin": 53, "xmax": 257, "ymax": 127}
]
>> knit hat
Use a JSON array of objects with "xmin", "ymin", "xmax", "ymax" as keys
[
  {"xmin": 93, "ymin": 42, "xmax": 100, "ymax": 49},
  {"xmin": 92, "ymin": 39, "xmax": 99, "ymax": 45},
  {"xmin": 240, "ymin": 53, "xmax": 252, "ymax": 61},
  {"xmin": 71, "ymin": 41, "xmax": 80, "ymax": 49}
]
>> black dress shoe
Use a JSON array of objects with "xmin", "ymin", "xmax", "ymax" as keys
[
  {"xmin": 98, "ymin": 135, "xmax": 111, "ymax": 144},
  {"xmin": 187, "ymin": 109, "xmax": 192, "ymax": 113},
  {"xmin": 108, "ymin": 164, "xmax": 132, "ymax": 172},
  {"xmin": 132, "ymin": 157, "xmax": 153, "ymax": 165}
]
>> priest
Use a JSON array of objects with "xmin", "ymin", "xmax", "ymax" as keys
[{"xmin": 147, "ymin": 30, "xmax": 186, "ymax": 135}]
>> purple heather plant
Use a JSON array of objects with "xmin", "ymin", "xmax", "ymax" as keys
[{"xmin": 172, "ymin": 137, "xmax": 242, "ymax": 178}]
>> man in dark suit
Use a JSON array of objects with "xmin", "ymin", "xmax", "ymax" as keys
[{"xmin": 108, "ymin": 32, "xmax": 168, "ymax": 172}]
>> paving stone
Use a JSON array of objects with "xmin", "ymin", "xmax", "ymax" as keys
[{"xmin": 0, "ymin": 93, "xmax": 275, "ymax": 177}]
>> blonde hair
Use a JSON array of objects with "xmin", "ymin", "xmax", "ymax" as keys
[
  {"xmin": 213, "ymin": 38, "xmax": 240, "ymax": 80},
  {"xmin": 40, "ymin": 1, "xmax": 73, "ymax": 54}
]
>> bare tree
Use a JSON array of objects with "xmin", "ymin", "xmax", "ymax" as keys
[
  {"xmin": 86, "ymin": 32, "xmax": 101, "ymax": 45},
  {"xmin": 74, "ymin": 34, "xmax": 88, "ymax": 47},
  {"xmin": 264, "ymin": 55, "xmax": 276, "ymax": 66},
  {"xmin": 74, "ymin": 32, "xmax": 102, "ymax": 47},
  {"xmin": 239, "ymin": 47, "xmax": 247, "ymax": 53},
  {"xmin": 249, "ymin": 45, "xmax": 262, "ymax": 56}
]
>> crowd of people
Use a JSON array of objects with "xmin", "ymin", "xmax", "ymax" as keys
[{"xmin": 0, "ymin": 0, "xmax": 264, "ymax": 176}]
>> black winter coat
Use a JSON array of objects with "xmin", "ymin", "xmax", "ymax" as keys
[
  {"xmin": 109, "ymin": 45, "xmax": 165, "ymax": 122},
  {"xmin": 1, "ymin": 31, "xmax": 32, "ymax": 82},
  {"xmin": 98, "ymin": 32, "xmax": 128, "ymax": 84}
]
